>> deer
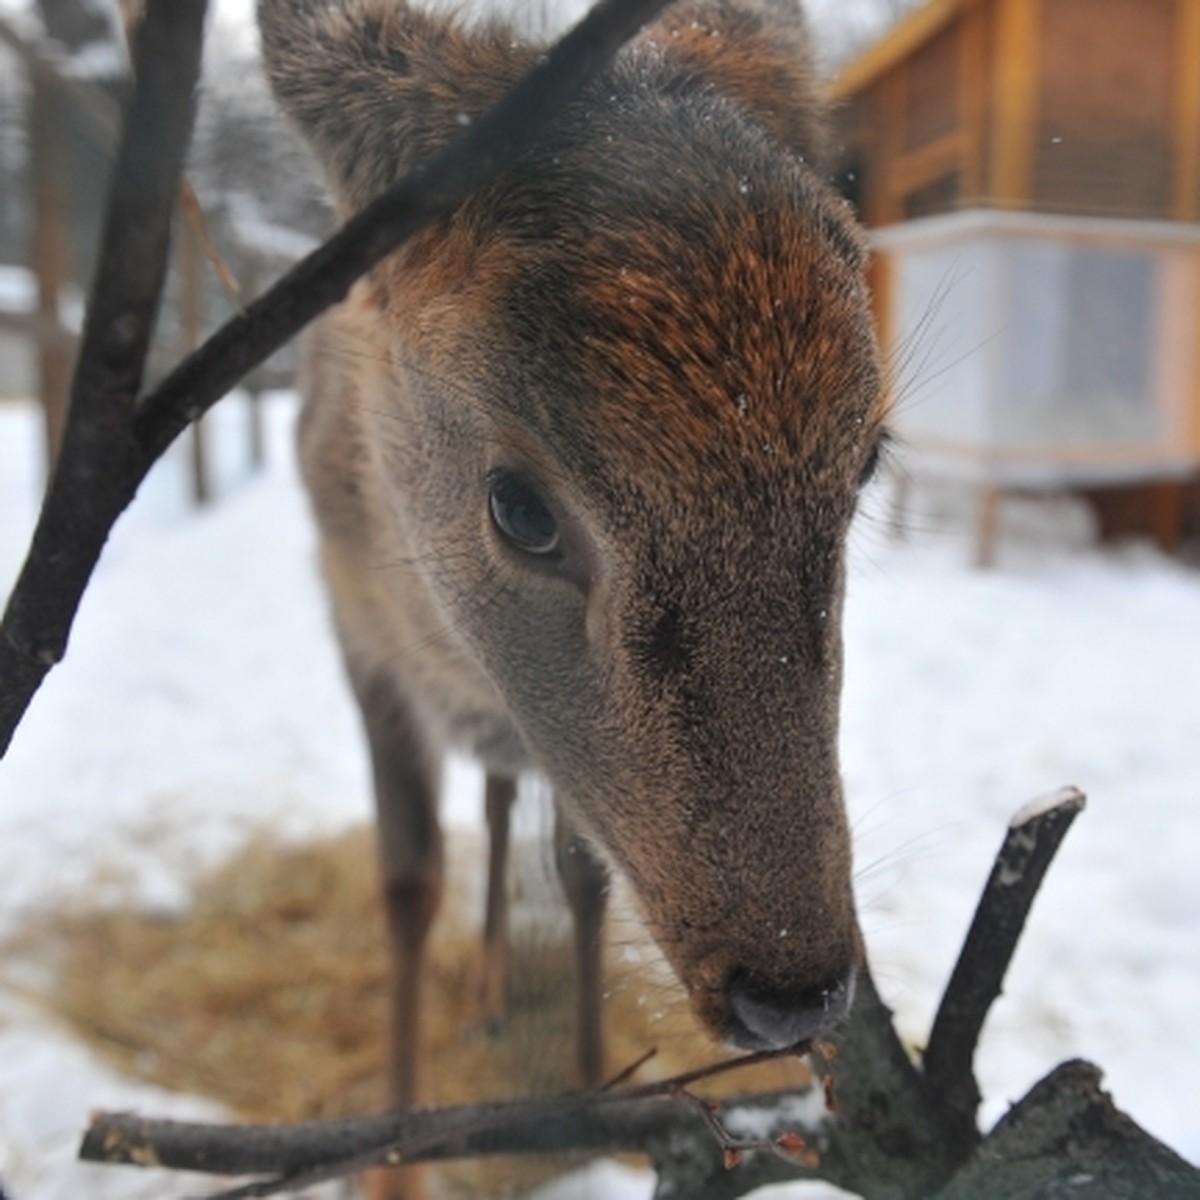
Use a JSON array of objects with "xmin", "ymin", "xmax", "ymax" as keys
[{"xmin": 258, "ymin": 0, "xmax": 887, "ymax": 1192}]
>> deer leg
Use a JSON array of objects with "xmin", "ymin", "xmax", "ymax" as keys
[
  {"xmin": 479, "ymin": 773, "xmax": 516, "ymax": 1033},
  {"xmin": 349, "ymin": 667, "xmax": 441, "ymax": 1200},
  {"xmin": 554, "ymin": 807, "xmax": 609, "ymax": 1087}
]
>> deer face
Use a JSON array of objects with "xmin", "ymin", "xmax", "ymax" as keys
[{"xmin": 262, "ymin": 0, "xmax": 886, "ymax": 1049}]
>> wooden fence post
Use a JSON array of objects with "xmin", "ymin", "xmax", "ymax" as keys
[{"xmin": 30, "ymin": 65, "xmax": 73, "ymax": 471}]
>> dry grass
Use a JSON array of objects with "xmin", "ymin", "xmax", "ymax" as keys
[{"xmin": 2, "ymin": 824, "xmax": 813, "ymax": 1197}]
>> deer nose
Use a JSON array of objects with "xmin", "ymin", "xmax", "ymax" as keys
[{"xmin": 725, "ymin": 967, "xmax": 856, "ymax": 1051}]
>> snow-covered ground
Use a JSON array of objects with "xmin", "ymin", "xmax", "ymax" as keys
[{"xmin": 1, "ymin": 393, "xmax": 1198, "ymax": 1198}]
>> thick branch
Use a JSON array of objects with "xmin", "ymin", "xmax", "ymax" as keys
[
  {"xmin": 923, "ymin": 786, "xmax": 1086, "ymax": 1148},
  {"xmin": 0, "ymin": 0, "xmax": 673, "ymax": 759},
  {"xmin": 0, "ymin": 0, "xmax": 206, "ymax": 751},
  {"xmin": 78, "ymin": 977, "xmax": 956, "ymax": 1200},
  {"xmin": 77, "ymin": 796, "xmax": 1200, "ymax": 1199},
  {"xmin": 931, "ymin": 1060, "xmax": 1200, "ymax": 1200},
  {"xmin": 80, "ymin": 1051, "xmax": 829, "ymax": 1197},
  {"xmin": 128, "ymin": 0, "xmax": 673, "ymax": 466}
]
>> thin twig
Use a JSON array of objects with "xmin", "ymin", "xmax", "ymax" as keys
[
  {"xmin": 178, "ymin": 182, "xmax": 244, "ymax": 307},
  {"xmin": 675, "ymin": 1088, "xmax": 817, "ymax": 1171},
  {"xmin": 601, "ymin": 1046, "xmax": 658, "ymax": 1091},
  {"xmin": 922, "ymin": 786, "xmax": 1087, "ymax": 1148}
]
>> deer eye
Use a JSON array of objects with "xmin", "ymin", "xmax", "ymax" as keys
[
  {"xmin": 857, "ymin": 429, "xmax": 892, "ymax": 489},
  {"xmin": 488, "ymin": 471, "xmax": 561, "ymax": 557}
]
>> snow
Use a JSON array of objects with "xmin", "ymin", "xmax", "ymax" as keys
[
  {"xmin": 0, "ymin": 997, "xmax": 231, "ymax": 1200},
  {"xmin": 527, "ymin": 1159, "xmax": 653, "ymax": 1200},
  {"xmin": 0, "ymin": 267, "xmax": 84, "ymax": 331},
  {"xmin": 840, "ymin": 489, "xmax": 1200, "ymax": 1157},
  {"xmin": 223, "ymin": 193, "xmax": 322, "ymax": 264},
  {"xmin": 1007, "ymin": 784, "xmax": 1085, "ymax": 830},
  {"xmin": 0, "ymin": 266, "xmax": 36, "ymax": 313},
  {"xmin": 723, "ymin": 1092, "xmax": 831, "ymax": 1141},
  {"xmin": 1, "ymin": 393, "xmax": 1199, "ymax": 1198}
]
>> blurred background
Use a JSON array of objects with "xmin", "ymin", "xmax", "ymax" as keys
[{"xmin": 0, "ymin": 1, "xmax": 1198, "ymax": 1198}]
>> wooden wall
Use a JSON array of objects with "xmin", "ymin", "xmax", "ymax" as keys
[
  {"xmin": 832, "ymin": 0, "xmax": 1200, "ymax": 553},
  {"xmin": 1034, "ymin": 0, "xmax": 1174, "ymax": 217},
  {"xmin": 831, "ymin": 0, "xmax": 1200, "ymax": 227}
]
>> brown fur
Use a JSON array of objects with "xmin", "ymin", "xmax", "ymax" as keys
[{"xmin": 260, "ymin": 0, "xmax": 886, "ymax": 1191}]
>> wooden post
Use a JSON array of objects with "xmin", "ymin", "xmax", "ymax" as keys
[
  {"xmin": 1193, "ymin": 253, "xmax": 1200, "ymax": 460},
  {"xmin": 975, "ymin": 484, "xmax": 1001, "ymax": 568},
  {"xmin": 178, "ymin": 220, "xmax": 210, "ymax": 505},
  {"xmin": 242, "ymin": 257, "xmax": 267, "ymax": 471},
  {"xmin": 990, "ymin": 0, "xmax": 1040, "ymax": 207},
  {"xmin": 958, "ymin": 1, "xmax": 988, "ymax": 201},
  {"xmin": 1148, "ymin": 483, "xmax": 1184, "ymax": 551},
  {"xmin": 30, "ymin": 67, "xmax": 73, "ymax": 472},
  {"xmin": 1173, "ymin": 0, "xmax": 1200, "ymax": 221},
  {"xmin": 877, "ymin": 67, "xmax": 909, "ymax": 224}
]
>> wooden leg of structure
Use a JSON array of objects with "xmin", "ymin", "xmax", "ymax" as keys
[{"xmin": 976, "ymin": 486, "xmax": 1001, "ymax": 569}]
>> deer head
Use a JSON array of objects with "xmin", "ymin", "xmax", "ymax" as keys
[{"xmin": 261, "ymin": 0, "xmax": 886, "ymax": 1051}]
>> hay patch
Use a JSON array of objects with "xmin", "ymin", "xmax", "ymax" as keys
[{"xmin": 3, "ymin": 824, "xmax": 813, "ymax": 1196}]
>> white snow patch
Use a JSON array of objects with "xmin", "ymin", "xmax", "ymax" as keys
[
  {"xmin": 527, "ymin": 1158, "xmax": 654, "ymax": 1200},
  {"xmin": 0, "ymin": 265, "xmax": 37, "ymax": 312},
  {"xmin": 2, "ymin": 394, "xmax": 1199, "ymax": 1198},
  {"xmin": 745, "ymin": 1184, "xmax": 863, "ymax": 1200},
  {"xmin": 722, "ymin": 1090, "xmax": 830, "ymax": 1141},
  {"xmin": 1008, "ymin": 785, "xmax": 1086, "ymax": 829},
  {"xmin": 0, "ymin": 266, "xmax": 85, "ymax": 329},
  {"xmin": 0, "ymin": 995, "xmax": 230, "ymax": 1200},
  {"xmin": 57, "ymin": 38, "xmax": 126, "ymax": 80},
  {"xmin": 223, "ymin": 192, "xmax": 322, "ymax": 263}
]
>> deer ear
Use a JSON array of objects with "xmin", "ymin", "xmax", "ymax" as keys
[
  {"xmin": 258, "ymin": 0, "xmax": 537, "ymax": 214},
  {"xmin": 656, "ymin": 0, "xmax": 829, "ymax": 167}
]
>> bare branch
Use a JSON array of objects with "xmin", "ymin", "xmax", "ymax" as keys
[
  {"xmin": 0, "ymin": 0, "xmax": 674, "ymax": 759},
  {"xmin": 930, "ymin": 1060, "xmax": 1200, "ymax": 1200},
  {"xmin": 0, "ymin": 0, "xmax": 207, "ymax": 751},
  {"xmin": 922, "ymin": 786, "xmax": 1087, "ymax": 1148},
  {"xmin": 75, "ymin": 796, "xmax": 1200, "ymax": 1199},
  {"xmin": 79, "ymin": 1048, "xmax": 818, "ymax": 1196},
  {"xmin": 128, "ymin": 0, "xmax": 675, "ymax": 466}
]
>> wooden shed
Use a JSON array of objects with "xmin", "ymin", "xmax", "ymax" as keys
[{"xmin": 830, "ymin": 0, "xmax": 1200, "ymax": 559}]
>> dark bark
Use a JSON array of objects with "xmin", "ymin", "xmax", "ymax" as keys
[
  {"xmin": 127, "ymin": 0, "xmax": 676, "ymax": 467},
  {"xmin": 0, "ymin": 0, "xmax": 207, "ymax": 752},
  {"xmin": 4, "ymin": 4, "xmax": 1194, "ymax": 1197},
  {"xmin": 80, "ymin": 1053, "xmax": 820, "ymax": 1198},
  {"xmin": 931, "ymin": 1060, "xmax": 1200, "ymax": 1200},
  {"xmin": 924, "ymin": 787, "xmax": 1087, "ymax": 1150},
  {"xmin": 79, "ymin": 792, "xmax": 1200, "ymax": 1200},
  {"xmin": 0, "ymin": 0, "xmax": 674, "ymax": 758}
]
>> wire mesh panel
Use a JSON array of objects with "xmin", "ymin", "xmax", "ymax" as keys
[{"xmin": 878, "ymin": 209, "xmax": 1200, "ymax": 489}]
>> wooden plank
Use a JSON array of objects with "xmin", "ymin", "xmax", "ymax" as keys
[
  {"xmin": 989, "ymin": 0, "xmax": 1039, "ymax": 206},
  {"xmin": 867, "ymin": 249, "xmax": 895, "ymax": 391},
  {"xmin": 958, "ymin": 1, "xmax": 989, "ymax": 200},
  {"xmin": 1035, "ymin": 0, "xmax": 1174, "ymax": 219},
  {"xmin": 877, "ymin": 68, "xmax": 911, "ymax": 226},
  {"xmin": 891, "ymin": 131, "xmax": 969, "ymax": 196},
  {"xmin": 177, "ymin": 220, "xmax": 211, "ymax": 507},
  {"xmin": 831, "ymin": 0, "xmax": 985, "ymax": 100},
  {"xmin": 1173, "ymin": 0, "xmax": 1200, "ymax": 219},
  {"xmin": 904, "ymin": 20, "xmax": 961, "ymax": 150},
  {"xmin": 30, "ymin": 68, "xmax": 72, "ymax": 468},
  {"xmin": 1191, "ymin": 251, "xmax": 1200, "ymax": 456}
]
